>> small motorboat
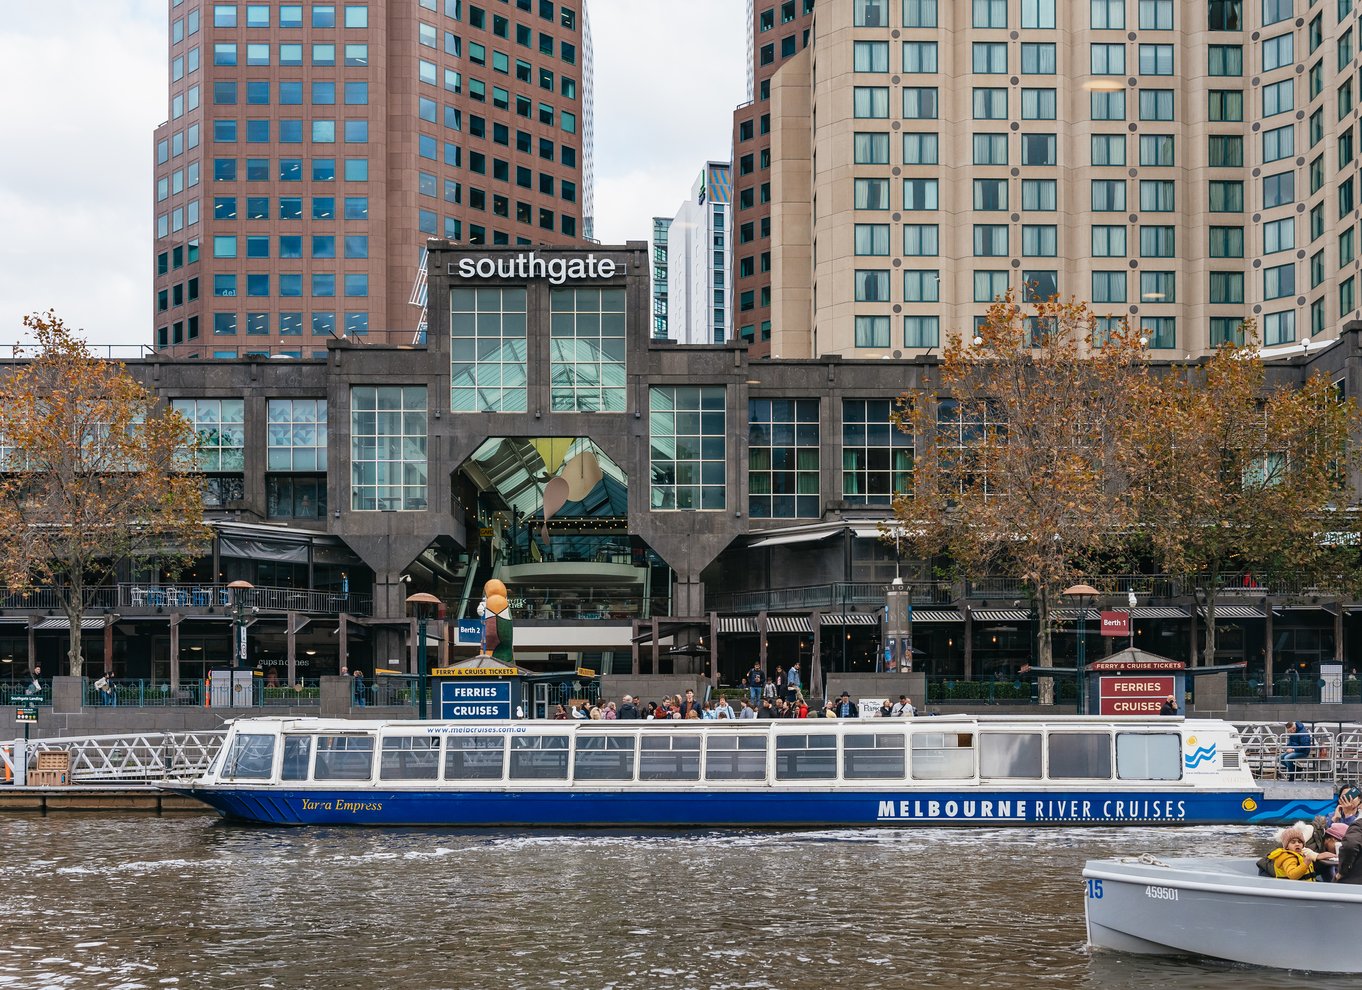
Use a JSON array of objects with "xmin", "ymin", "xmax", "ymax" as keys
[{"xmin": 1084, "ymin": 855, "xmax": 1362, "ymax": 973}]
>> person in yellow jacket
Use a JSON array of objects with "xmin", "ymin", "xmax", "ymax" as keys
[{"xmin": 1268, "ymin": 826, "xmax": 1323, "ymax": 880}]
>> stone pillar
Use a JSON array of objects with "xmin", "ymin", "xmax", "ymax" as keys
[
  {"xmin": 1264, "ymin": 607, "xmax": 1274, "ymax": 698},
  {"xmin": 963, "ymin": 609, "xmax": 974, "ymax": 679},
  {"xmin": 286, "ymin": 611, "xmax": 298, "ymax": 687},
  {"xmin": 103, "ymin": 616, "xmax": 114, "ymax": 675},
  {"xmin": 169, "ymin": 615, "xmax": 181, "ymax": 692},
  {"xmin": 320, "ymin": 675, "xmax": 353, "ymax": 718},
  {"xmin": 1194, "ymin": 672, "xmax": 1228, "ymax": 715},
  {"xmin": 51, "ymin": 676, "xmax": 84, "ymax": 714}
]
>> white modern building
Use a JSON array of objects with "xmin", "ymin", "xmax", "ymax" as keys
[{"xmin": 666, "ymin": 162, "xmax": 733, "ymax": 345}]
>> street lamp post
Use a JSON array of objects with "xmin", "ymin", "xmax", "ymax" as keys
[
  {"xmin": 406, "ymin": 592, "xmax": 441, "ymax": 721},
  {"xmin": 1064, "ymin": 583, "xmax": 1100, "ymax": 715},
  {"xmin": 227, "ymin": 580, "xmax": 254, "ymax": 670}
]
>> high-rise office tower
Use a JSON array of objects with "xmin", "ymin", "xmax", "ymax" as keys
[
  {"xmin": 731, "ymin": 0, "xmax": 815, "ymax": 355},
  {"xmin": 767, "ymin": 0, "xmax": 1359, "ymax": 359},
  {"xmin": 152, "ymin": 0, "xmax": 594, "ymax": 356},
  {"xmin": 651, "ymin": 216, "xmax": 671, "ymax": 339},
  {"xmin": 666, "ymin": 163, "xmax": 733, "ymax": 345}
]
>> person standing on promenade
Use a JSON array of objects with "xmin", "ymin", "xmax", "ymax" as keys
[
  {"xmin": 1159, "ymin": 694, "xmax": 1179, "ymax": 715},
  {"xmin": 352, "ymin": 669, "xmax": 366, "ymax": 707},
  {"xmin": 747, "ymin": 663, "xmax": 764, "ymax": 704},
  {"xmin": 786, "ymin": 662, "xmax": 801, "ymax": 703}
]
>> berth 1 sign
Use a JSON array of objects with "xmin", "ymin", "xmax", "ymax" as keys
[{"xmin": 1098, "ymin": 676, "xmax": 1175, "ymax": 715}]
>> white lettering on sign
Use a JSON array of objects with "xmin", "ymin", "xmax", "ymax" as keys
[{"xmin": 452, "ymin": 252, "xmax": 619, "ymax": 285}]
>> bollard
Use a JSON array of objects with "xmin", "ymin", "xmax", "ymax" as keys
[
  {"xmin": 13, "ymin": 738, "xmax": 26, "ymax": 787},
  {"xmin": 2, "ymin": 744, "xmax": 10, "ymax": 783}
]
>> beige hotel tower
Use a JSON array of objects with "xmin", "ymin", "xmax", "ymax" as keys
[{"xmin": 768, "ymin": 0, "xmax": 1361, "ymax": 358}]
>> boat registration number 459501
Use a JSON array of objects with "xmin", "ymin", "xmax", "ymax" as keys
[{"xmin": 1145, "ymin": 885, "xmax": 1179, "ymax": 901}]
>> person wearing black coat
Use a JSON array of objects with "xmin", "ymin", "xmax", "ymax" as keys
[
  {"xmin": 1336, "ymin": 820, "xmax": 1362, "ymax": 883},
  {"xmin": 617, "ymin": 695, "xmax": 640, "ymax": 720}
]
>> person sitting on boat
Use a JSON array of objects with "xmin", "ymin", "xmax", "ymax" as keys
[
  {"xmin": 1318, "ymin": 822, "xmax": 1349, "ymax": 882},
  {"xmin": 713, "ymin": 695, "xmax": 735, "ymax": 719},
  {"xmin": 680, "ymin": 689, "xmax": 704, "ymax": 719},
  {"xmin": 1281, "ymin": 722, "xmax": 1313, "ymax": 780},
  {"xmin": 552, "ymin": 704, "xmax": 568, "ymax": 720},
  {"xmin": 758, "ymin": 698, "xmax": 776, "ymax": 718},
  {"xmin": 1267, "ymin": 825, "xmax": 1322, "ymax": 880},
  {"xmin": 1330, "ymin": 786, "xmax": 1361, "ymax": 828},
  {"xmin": 1336, "ymin": 820, "xmax": 1362, "ymax": 884},
  {"xmin": 877, "ymin": 698, "xmax": 895, "ymax": 718},
  {"xmin": 793, "ymin": 693, "xmax": 808, "ymax": 718},
  {"xmin": 602, "ymin": 701, "xmax": 618, "ymax": 720},
  {"xmin": 832, "ymin": 691, "xmax": 858, "ymax": 718},
  {"xmin": 738, "ymin": 698, "xmax": 757, "ymax": 720},
  {"xmin": 617, "ymin": 695, "xmax": 639, "ymax": 720}
]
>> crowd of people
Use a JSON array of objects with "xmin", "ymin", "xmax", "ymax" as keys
[
  {"xmin": 1263, "ymin": 785, "xmax": 1362, "ymax": 883},
  {"xmin": 551, "ymin": 687, "xmax": 920, "ymax": 722}
]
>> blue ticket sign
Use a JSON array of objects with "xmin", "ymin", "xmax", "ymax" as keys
[{"xmin": 440, "ymin": 680, "xmax": 512, "ymax": 720}]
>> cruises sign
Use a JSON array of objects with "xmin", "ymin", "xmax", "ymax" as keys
[
  {"xmin": 1098, "ymin": 676, "xmax": 1175, "ymax": 715},
  {"xmin": 440, "ymin": 681, "xmax": 512, "ymax": 720}
]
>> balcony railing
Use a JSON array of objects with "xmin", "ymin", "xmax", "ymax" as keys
[
  {"xmin": 708, "ymin": 581, "xmax": 953, "ymax": 614},
  {"xmin": 0, "ymin": 584, "xmax": 373, "ymax": 617}
]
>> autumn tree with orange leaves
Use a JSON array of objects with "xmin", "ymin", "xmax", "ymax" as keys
[
  {"xmin": 0, "ymin": 313, "xmax": 210, "ymax": 677},
  {"xmin": 893, "ymin": 294, "xmax": 1149, "ymax": 698},
  {"xmin": 1127, "ymin": 322, "xmax": 1362, "ymax": 667}
]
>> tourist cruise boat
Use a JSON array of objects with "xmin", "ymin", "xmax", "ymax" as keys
[{"xmin": 177, "ymin": 714, "xmax": 1330, "ymax": 827}]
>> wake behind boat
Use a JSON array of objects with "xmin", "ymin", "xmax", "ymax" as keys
[
  {"xmin": 1084, "ymin": 855, "xmax": 1362, "ymax": 973},
  {"xmin": 173, "ymin": 714, "xmax": 1332, "ymax": 827}
]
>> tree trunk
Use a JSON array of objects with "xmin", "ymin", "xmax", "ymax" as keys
[
  {"xmin": 1034, "ymin": 586, "xmax": 1054, "ymax": 705},
  {"xmin": 63, "ymin": 591, "xmax": 85, "ymax": 679},
  {"xmin": 1203, "ymin": 594, "xmax": 1218, "ymax": 668}
]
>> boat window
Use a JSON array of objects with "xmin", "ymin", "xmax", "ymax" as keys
[
  {"xmin": 910, "ymin": 732, "xmax": 975, "ymax": 779},
  {"xmin": 573, "ymin": 734, "xmax": 637, "ymax": 781},
  {"xmin": 1116, "ymin": 732, "xmax": 1182, "ymax": 781},
  {"xmin": 1048, "ymin": 732, "xmax": 1113, "ymax": 779},
  {"xmin": 638, "ymin": 734, "xmax": 701, "ymax": 781},
  {"xmin": 843, "ymin": 733, "xmax": 906, "ymax": 779},
  {"xmin": 221, "ymin": 733, "xmax": 275, "ymax": 779},
  {"xmin": 314, "ymin": 734, "xmax": 375, "ymax": 781},
  {"xmin": 704, "ymin": 734, "xmax": 768, "ymax": 781},
  {"xmin": 444, "ymin": 735, "xmax": 505, "ymax": 780},
  {"xmin": 509, "ymin": 735, "xmax": 569, "ymax": 780},
  {"xmin": 281, "ymin": 735, "xmax": 312, "ymax": 781},
  {"xmin": 380, "ymin": 736, "xmax": 441, "ymax": 781},
  {"xmin": 979, "ymin": 732, "xmax": 1042, "ymax": 779},
  {"xmin": 775, "ymin": 734, "xmax": 838, "ymax": 780}
]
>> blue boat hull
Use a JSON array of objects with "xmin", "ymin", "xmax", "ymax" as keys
[{"xmin": 181, "ymin": 787, "xmax": 1332, "ymax": 827}]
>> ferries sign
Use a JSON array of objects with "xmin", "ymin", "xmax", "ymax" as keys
[{"xmin": 1098, "ymin": 676, "xmax": 1175, "ymax": 715}]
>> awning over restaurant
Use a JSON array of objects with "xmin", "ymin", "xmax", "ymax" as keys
[{"xmin": 911, "ymin": 609, "xmax": 964, "ymax": 623}]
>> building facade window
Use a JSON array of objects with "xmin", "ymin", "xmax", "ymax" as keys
[
  {"xmin": 842, "ymin": 399, "xmax": 912, "ymax": 505},
  {"xmin": 650, "ymin": 386, "xmax": 726, "ymax": 510},
  {"xmin": 266, "ymin": 398, "xmax": 327, "ymax": 470},
  {"xmin": 350, "ymin": 386, "xmax": 428, "ymax": 511},
  {"xmin": 749, "ymin": 400, "xmax": 819, "ymax": 520},
  {"xmin": 550, "ymin": 288, "xmax": 627, "ymax": 412},
  {"xmin": 451, "ymin": 287, "xmax": 528, "ymax": 412}
]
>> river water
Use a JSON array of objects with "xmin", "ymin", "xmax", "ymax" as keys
[{"xmin": 0, "ymin": 815, "xmax": 1351, "ymax": 990}]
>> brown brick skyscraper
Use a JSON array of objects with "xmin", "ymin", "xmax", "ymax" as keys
[{"xmin": 153, "ymin": 0, "xmax": 593, "ymax": 356}]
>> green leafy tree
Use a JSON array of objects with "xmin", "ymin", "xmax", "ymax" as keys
[{"xmin": 0, "ymin": 313, "xmax": 210, "ymax": 677}]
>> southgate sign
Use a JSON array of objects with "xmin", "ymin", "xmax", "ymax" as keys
[{"xmin": 451, "ymin": 252, "xmax": 619, "ymax": 285}]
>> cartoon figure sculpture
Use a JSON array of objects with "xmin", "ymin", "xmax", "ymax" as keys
[{"xmin": 478, "ymin": 578, "xmax": 514, "ymax": 664}]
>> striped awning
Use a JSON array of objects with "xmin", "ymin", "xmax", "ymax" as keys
[
  {"xmin": 1131, "ymin": 606, "xmax": 1189, "ymax": 619},
  {"xmin": 1133, "ymin": 604, "xmax": 1187, "ymax": 620},
  {"xmin": 1199, "ymin": 605, "xmax": 1266, "ymax": 619},
  {"xmin": 1051, "ymin": 608, "xmax": 1102, "ymax": 621},
  {"xmin": 717, "ymin": 617, "xmax": 757, "ymax": 633},
  {"xmin": 819, "ymin": 613, "xmax": 881, "ymax": 625},
  {"xmin": 33, "ymin": 617, "xmax": 105, "ymax": 630},
  {"xmin": 972, "ymin": 609, "xmax": 1032, "ymax": 622},
  {"xmin": 911, "ymin": 609, "xmax": 965, "ymax": 623},
  {"xmin": 765, "ymin": 616, "xmax": 813, "ymax": 633}
]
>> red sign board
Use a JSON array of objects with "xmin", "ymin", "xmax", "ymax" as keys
[
  {"xmin": 1099, "ymin": 610, "xmax": 1130, "ymax": 637},
  {"xmin": 1098, "ymin": 675, "xmax": 1175, "ymax": 716}
]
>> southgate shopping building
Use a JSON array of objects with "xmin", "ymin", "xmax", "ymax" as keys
[{"xmin": 6, "ymin": 242, "xmax": 1362, "ymax": 699}]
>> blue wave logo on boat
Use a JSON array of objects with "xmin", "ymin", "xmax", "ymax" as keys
[{"xmin": 1184, "ymin": 744, "xmax": 1217, "ymax": 769}]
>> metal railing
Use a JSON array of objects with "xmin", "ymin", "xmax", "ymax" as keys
[
  {"xmin": 79, "ymin": 678, "xmax": 323, "ymax": 709},
  {"xmin": 1235, "ymin": 722, "xmax": 1362, "ymax": 785},
  {"xmin": 0, "ymin": 583, "xmax": 373, "ymax": 616},
  {"xmin": 709, "ymin": 581, "xmax": 953, "ymax": 614},
  {"xmin": 1, "ymin": 680, "xmax": 50, "ymax": 707},
  {"xmin": 0, "ymin": 730, "xmax": 227, "ymax": 783}
]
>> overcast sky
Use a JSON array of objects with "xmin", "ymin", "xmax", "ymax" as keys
[{"xmin": 0, "ymin": 0, "xmax": 746, "ymax": 347}]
